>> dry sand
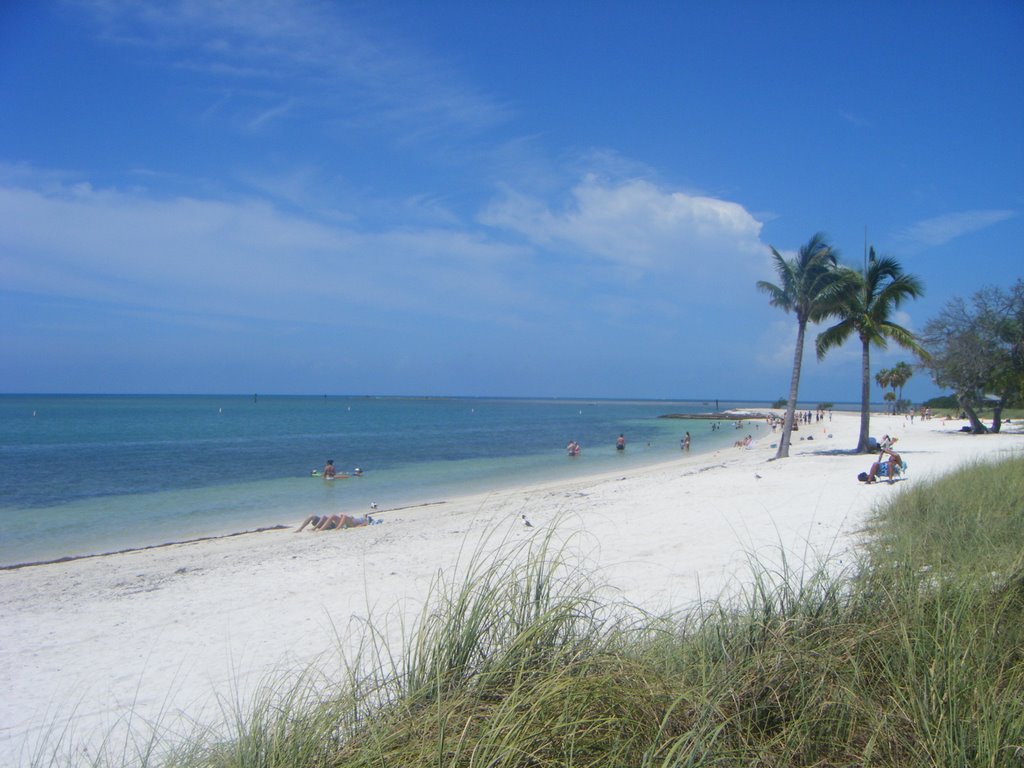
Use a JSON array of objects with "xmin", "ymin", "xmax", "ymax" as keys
[{"xmin": 1, "ymin": 411, "xmax": 1020, "ymax": 765}]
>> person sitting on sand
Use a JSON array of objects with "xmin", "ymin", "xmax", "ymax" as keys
[
  {"xmin": 858, "ymin": 448, "xmax": 905, "ymax": 483},
  {"xmin": 296, "ymin": 513, "xmax": 377, "ymax": 531}
]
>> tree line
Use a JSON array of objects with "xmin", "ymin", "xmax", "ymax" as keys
[{"xmin": 758, "ymin": 233, "xmax": 1023, "ymax": 457}]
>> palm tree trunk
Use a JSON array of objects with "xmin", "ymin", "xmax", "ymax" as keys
[
  {"xmin": 857, "ymin": 336, "xmax": 871, "ymax": 452},
  {"xmin": 776, "ymin": 319, "xmax": 806, "ymax": 459}
]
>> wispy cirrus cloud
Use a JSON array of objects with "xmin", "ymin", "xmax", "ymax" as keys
[
  {"xmin": 75, "ymin": 0, "xmax": 512, "ymax": 141},
  {"xmin": 895, "ymin": 209, "xmax": 1017, "ymax": 249}
]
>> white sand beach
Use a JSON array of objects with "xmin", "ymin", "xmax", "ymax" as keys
[{"xmin": 1, "ymin": 411, "xmax": 1020, "ymax": 765}]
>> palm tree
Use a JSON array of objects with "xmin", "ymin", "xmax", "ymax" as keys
[
  {"xmin": 875, "ymin": 367, "xmax": 895, "ymax": 413},
  {"xmin": 757, "ymin": 233, "xmax": 856, "ymax": 459},
  {"xmin": 816, "ymin": 252, "xmax": 926, "ymax": 452},
  {"xmin": 884, "ymin": 391, "xmax": 896, "ymax": 412},
  {"xmin": 890, "ymin": 360, "xmax": 914, "ymax": 411}
]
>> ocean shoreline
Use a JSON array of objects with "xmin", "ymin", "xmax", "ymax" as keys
[{"xmin": 2, "ymin": 398, "xmax": 765, "ymax": 568}]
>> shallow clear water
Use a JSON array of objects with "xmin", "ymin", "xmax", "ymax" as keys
[{"xmin": 0, "ymin": 395, "xmax": 759, "ymax": 566}]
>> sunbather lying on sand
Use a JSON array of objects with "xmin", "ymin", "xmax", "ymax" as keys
[{"xmin": 296, "ymin": 514, "xmax": 378, "ymax": 531}]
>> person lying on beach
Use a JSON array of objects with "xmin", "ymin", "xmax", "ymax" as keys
[
  {"xmin": 858, "ymin": 448, "xmax": 905, "ymax": 483},
  {"xmin": 295, "ymin": 514, "xmax": 378, "ymax": 531}
]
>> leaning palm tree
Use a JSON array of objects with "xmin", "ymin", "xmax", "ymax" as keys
[
  {"xmin": 816, "ymin": 253, "xmax": 926, "ymax": 452},
  {"xmin": 757, "ymin": 233, "xmax": 856, "ymax": 459}
]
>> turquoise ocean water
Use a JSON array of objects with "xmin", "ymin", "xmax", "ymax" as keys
[{"xmin": 0, "ymin": 395, "xmax": 767, "ymax": 567}]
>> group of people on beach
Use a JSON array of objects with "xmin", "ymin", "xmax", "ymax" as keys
[
  {"xmin": 298, "ymin": 428, "xmax": 910, "ymax": 535},
  {"xmin": 296, "ymin": 513, "xmax": 379, "ymax": 531},
  {"xmin": 298, "ymin": 458, "xmax": 376, "ymax": 531}
]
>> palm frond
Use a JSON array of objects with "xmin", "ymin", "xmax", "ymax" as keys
[
  {"xmin": 756, "ymin": 280, "xmax": 791, "ymax": 312},
  {"xmin": 815, "ymin": 318, "xmax": 856, "ymax": 360}
]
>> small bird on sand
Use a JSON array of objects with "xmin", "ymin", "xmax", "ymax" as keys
[
  {"xmin": 754, "ymin": 473, "xmax": 762, "ymax": 480},
  {"xmin": 521, "ymin": 514, "xmax": 533, "ymax": 528}
]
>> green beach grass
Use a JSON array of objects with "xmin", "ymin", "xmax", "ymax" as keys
[{"xmin": 40, "ymin": 455, "xmax": 1024, "ymax": 767}]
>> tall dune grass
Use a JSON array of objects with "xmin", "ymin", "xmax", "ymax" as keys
[{"xmin": 37, "ymin": 455, "xmax": 1024, "ymax": 767}]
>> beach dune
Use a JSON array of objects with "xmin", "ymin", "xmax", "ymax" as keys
[{"xmin": 1, "ymin": 412, "xmax": 1019, "ymax": 764}]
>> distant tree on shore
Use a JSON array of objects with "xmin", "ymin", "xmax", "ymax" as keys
[
  {"xmin": 757, "ymin": 233, "xmax": 856, "ymax": 459},
  {"xmin": 875, "ymin": 367, "xmax": 894, "ymax": 412},
  {"xmin": 890, "ymin": 360, "xmax": 915, "ymax": 412},
  {"xmin": 816, "ymin": 251, "xmax": 925, "ymax": 453},
  {"xmin": 922, "ymin": 280, "xmax": 1024, "ymax": 433},
  {"xmin": 922, "ymin": 394, "xmax": 958, "ymax": 410}
]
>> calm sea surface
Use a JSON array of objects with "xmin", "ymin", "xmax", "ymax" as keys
[{"xmin": 0, "ymin": 395, "xmax": 769, "ymax": 566}]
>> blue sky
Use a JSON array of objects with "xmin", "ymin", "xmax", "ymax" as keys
[{"xmin": 1, "ymin": 1, "xmax": 1021, "ymax": 402}]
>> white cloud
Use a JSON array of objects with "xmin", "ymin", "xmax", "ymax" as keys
[
  {"xmin": 0, "ymin": 173, "xmax": 530, "ymax": 331},
  {"xmin": 479, "ymin": 175, "xmax": 767, "ymax": 277},
  {"xmin": 895, "ymin": 209, "xmax": 1017, "ymax": 249},
  {"xmin": 892, "ymin": 309, "xmax": 914, "ymax": 331}
]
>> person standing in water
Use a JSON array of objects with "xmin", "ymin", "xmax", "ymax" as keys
[
  {"xmin": 323, "ymin": 459, "xmax": 344, "ymax": 478},
  {"xmin": 616, "ymin": 434, "xmax": 626, "ymax": 451}
]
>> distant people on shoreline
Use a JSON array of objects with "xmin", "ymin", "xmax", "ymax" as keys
[
  {"xmin": 567, "ymin": 440, "xmax": 581, "ymax": 456},
  {"xmin": 681, "ymin": 432, "xmax": 691, "ymax": 452}
]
